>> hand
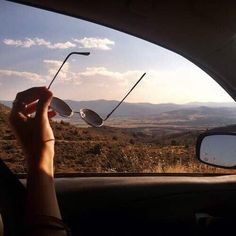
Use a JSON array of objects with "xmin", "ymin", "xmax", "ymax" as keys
[{"xmin": 9, "ymin": 87, "xmax": 56, "ymax": 171}]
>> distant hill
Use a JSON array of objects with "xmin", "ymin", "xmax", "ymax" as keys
[
  {"xmin": 65, "ymin": 100, "xmax": 187, "ymax": 117},
  {"xmin": 61, "ymin": 100, "xmax": 236, "ymax": 126},
  {"xmin": 0, "ymin": 102, "xmax": 11, "ymax": 122},
  {"xmin": 1, "ymin": 101, "xmax": 12, "ymax": 108},
  {"xmin": 1, "ymin": 99, "xmax": 236, "ymax": 127},
  {"xmin": 156, "ymin": 106, "xmax": 236, "ymax": 126},
  {"xmin": 60, "ymin": 100, "xmax": 236, "ymax": 119}
]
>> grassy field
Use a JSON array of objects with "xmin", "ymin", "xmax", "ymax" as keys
[{"xmin": 0, "ymin": 103, "xmax": 236, "ymax": 174}]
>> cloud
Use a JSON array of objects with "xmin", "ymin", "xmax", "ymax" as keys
[
  {"xmin": 0, "ymin": 69, "xmax": 45, "ymax": 82},
  {"xmin": 79, "ymin": 67, "xmax": 139, "ymax": 79},
  {"xmin": 3, "ymin": 37, "xmax": 115, "ymax": 50},
  {"xmin": 3, "ymin": 38, "xmax": 35, "ymax": 48},
  {"xmin": 3, "ymin": 37, "xmax": 76, "ymax": 49},
  {"xmin": 74, "ymin": 37, "xmax": 115, "ymax": 50},
  {"xmin": 44, "ymin": 60, "xmax": 71, "ymax": 81},
  {"xmin": 76, "ymin": 67, "xmax": 142, "ymax": 88},
  {"xmin": 41, "ymin": 62, "xmax": 139, "ymax": 87},
  {"xmin": 43, "ymin": 60, "xmax": 63, "ymax": 67}
]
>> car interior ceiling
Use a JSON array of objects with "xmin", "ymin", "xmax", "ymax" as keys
[{"xmin": 1, "ymin": 0, "xmax": 236, "ymax": 236}]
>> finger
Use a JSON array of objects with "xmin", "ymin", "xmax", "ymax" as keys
[
  {"xmin": 23, "ymin": 101, "xmax": 37, "ymax": 115},
  {"xmin": 14, "ymin": 87, "xmax": 47, "ymax": 107},
  {"xmin": 48, "ymin": 110, "xmax": 57, "ymax": 119},
  {"xmin": 9, "ymin": 110, "xmax": 27, "ymax": 127},
  {"xmin": 10, "ymin": 102, "xmax": 29, "ymax": 122},
  {"xmin": 35, "ymin": 89, "xmax": 53, "ymax": 121}
]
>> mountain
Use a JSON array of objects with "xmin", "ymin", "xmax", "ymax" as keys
[
  {"xmin": 65, "ymin": 100, "xmax": 187, "ymax": 117},
  {"xmin": 1, "ymin": 100, "xmax": 236, "ymax": 127},
  {"xmin": 156, "ymin": 106, "xmax": 236, "ymax": 126},
  {"xmin": 186, "ymin": 102, "xmax": 236, "ymax": 107},
  {"xmin": 64, "ymin": 100, "xmax": 236, "ymax": 118},
  {"xmin": 0, "ymin": 102, "xmax": 11, "ymax": 121},
  {"xmin": 0, "ymin": 101, "xmax": 12, "ymax": 109},
  {"xmin": 0, "ymin": 99, "xmax": 188, "ymax": 117}
]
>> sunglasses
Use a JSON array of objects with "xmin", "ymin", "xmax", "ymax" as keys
[{"xmin": 48, "ymin": 52, "xmax": 146, "ymax": 127}]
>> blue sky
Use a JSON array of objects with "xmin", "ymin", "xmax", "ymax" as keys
[{"xmin": 0, "ymin": 1, "xmax": 234, "ymax": 104}]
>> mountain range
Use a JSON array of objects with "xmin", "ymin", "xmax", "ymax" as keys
[
  {"xmin": 1, "ymin": 99, "xmax": 236, "ymax": 127},
  {"xmin": 65, "ymin": 100, "xmax": 236, "ymax": 118}
]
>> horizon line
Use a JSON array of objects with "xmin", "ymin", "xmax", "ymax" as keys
[{"xmin": 1, "ymin": 99, "xmax": 236, "ymax": 106}]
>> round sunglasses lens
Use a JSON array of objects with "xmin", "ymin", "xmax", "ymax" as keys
[
  {"xmin": 79, "ymin": 109, "xmax": 103, "ymax": 127},
  {"xmin": 50, "ymin": 97, "xmax": 73, "ymax": 117}
]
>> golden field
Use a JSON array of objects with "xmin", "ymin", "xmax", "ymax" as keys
[{"xmin": 0, "ymin": 103, "xmax": 235, "ymax": 174}]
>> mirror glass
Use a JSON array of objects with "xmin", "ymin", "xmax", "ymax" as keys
[{"xmin": 200, "ymin": 135, "xmax": 236, "ymax": 167}]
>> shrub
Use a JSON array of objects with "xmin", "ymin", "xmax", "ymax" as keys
[
  {"xmin": 129, "ymin": 139, "xmax": 135, "ymax": 145},
  {"xmin": 87, "ymin": 144, "xmax": 102, "ymax": 155},
  {"xmin": 171, "ymin": 140, "xmax": 177, "ymax": 146}
]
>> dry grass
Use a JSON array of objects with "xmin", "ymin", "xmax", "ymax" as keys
[{"xmin": 0, "ymin": 104, "xmax": 235, "ymax": 174}]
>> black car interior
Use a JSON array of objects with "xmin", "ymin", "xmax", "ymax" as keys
[{"xmin": 2, "ymin": 167, "xmax": 236, "ymax": 235}]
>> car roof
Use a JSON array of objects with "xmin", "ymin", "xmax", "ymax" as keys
[{"xmin": 11, "ymin": 0, "xmax": 236, "ymax": 101}]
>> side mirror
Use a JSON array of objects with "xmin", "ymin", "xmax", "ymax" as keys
[{"xmin": 196, "ymin": 132, "xmax": 236, "ymax": 168}]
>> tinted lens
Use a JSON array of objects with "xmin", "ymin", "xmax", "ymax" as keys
[
  {"xmin": 50, "ymin": 97, "xmax": 73, "ymax": 117},
  {"xmin": 79, "ymin": 109, "xmax": 103, "ymax": 127}
]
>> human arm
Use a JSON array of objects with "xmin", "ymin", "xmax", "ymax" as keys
[{"xmin": 9, "ymin": 87, "xmax": 69, "ymax": 236}]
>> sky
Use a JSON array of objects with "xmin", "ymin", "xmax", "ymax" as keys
[{"xmin": 0, "ymin": 1, "xmax": 234, "ymax": 104}]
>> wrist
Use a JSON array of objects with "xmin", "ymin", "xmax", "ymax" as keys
[{"xmin": 27, "ymin": 153, "xmax": 54, "ymax": 177}]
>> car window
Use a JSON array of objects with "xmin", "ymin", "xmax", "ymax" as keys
[{"xmin": 1, "ymin": 1, "xmax": 236, "ymax": 174}]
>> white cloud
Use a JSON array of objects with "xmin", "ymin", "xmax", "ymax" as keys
[
  {"xmin": 0, "ymin": 69, "xmax": 45, "ymax": 82},
  {"xmin": 1, "ymin": 62, "xmax": 232, "ymax": 104},
  {"xmin": 74, "ymin": 37, "xmax": 115, "ymax": 50},
  {"xmin": 43, "ymin": 60, "xmax": 63, "ymax": 67},
  {"xmin": 41, "ymin": 62, "xmax": 139, "ymax": 88},
  {"xmin": 44, "ymin": 60, "xmax": 71, "ymax": 81},
  {"xmin": 3, "ymin": 38, "xmax": 35, "ymax": 48},
  {"xmin": 79, "ymin": 67, "xmax": 139, "ymax": 79},
  {"xmin": 3, "ymin": 37, "xmax": 115, "ymax": 50},
  {"xmin": 80, "ymin": 67, "xmax": 121, "ymax": 78},
  {"xmin": 75, "ymin": 67, "xmax": 142, "ymax": 89},
  {"xmin": 48, "ymin": 41, "xmax": 76, "ymax": 49},
  {"xmin": 3, "ymin": 37, "xmax": 76, "ymax": 49}
]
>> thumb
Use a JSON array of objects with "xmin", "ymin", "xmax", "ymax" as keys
[{"xmin": 35, "ymin": 88, "xmax": 53, "ymax": 121}]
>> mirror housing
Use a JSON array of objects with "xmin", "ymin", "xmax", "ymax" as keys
[{"xmin": 196, "ymin": 132, "xmax": 236, "ymax": 168}]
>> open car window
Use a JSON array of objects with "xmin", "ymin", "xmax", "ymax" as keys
[{"xmin": 1, "ymin": 1, "xmax": 236, "ymax": 174}]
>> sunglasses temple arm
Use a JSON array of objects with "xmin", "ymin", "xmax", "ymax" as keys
[
  {"xmin": 104, "ymin": 72, "xmax": 146, "ymax": 121},
  {"xmin": 48, "ymin": 52, "xmax": 90, "ymax": 90}
]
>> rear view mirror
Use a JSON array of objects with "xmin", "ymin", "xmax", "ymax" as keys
[{"xmin": 196, "ymin": 133, "xmax": 236, "ymax": 168}]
